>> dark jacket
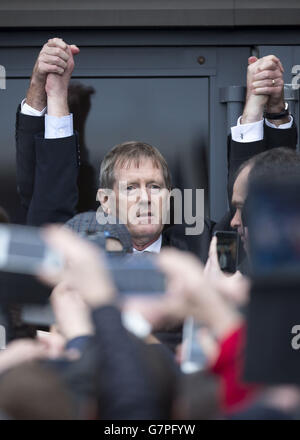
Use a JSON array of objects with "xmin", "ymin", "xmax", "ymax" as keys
[
  {"xmin": 15, "ymin": 108, "xmax": 298, "ymax": 350},
  {"xmin": 15, "ymin": 107, "xmax": 80, "ymax": 226},
  {"xmin": 15, "ymin": 108, "xmax": 298, "ymax": 259},
  {"xmin": 227, "ymin": 120, "xmax": 298, "ymax": 202},
  {"xmin": 15, "ymin": 107, "xmax": 214, "ymax": 262},
  {"xmin": 16, "ymin": 106, "xmax": 297, "ymax": 228}
]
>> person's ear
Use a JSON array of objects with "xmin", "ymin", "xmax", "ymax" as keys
[{"xmin": 97, "ymin": 188, "xmax": 111, "ymax": 215}]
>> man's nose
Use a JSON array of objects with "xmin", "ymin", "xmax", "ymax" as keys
[
  {"xmin": 230, "ymin": 210, "xmax": 240, "ymax": 230},
  {"xmin": 138, "ymin": 187, "xmax": 150, "ymax": 204}
]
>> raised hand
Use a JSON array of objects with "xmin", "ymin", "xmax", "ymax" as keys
[
  {"xmin": 124, "ymin": 248, "xmax": 242, "ymax": 340},
  {"xmin": 204, "ymin": 236, "xmax": 250, "ymax": 306},
  {"xmin": 45, "ymin": 42, "xmax": 80, "ymax": 117},
  {"xmin": 26, "ymin": 38, "xmax": 75, "ymax": 111},
  {"xmin": 50, "ymin": 281, "xmax": 94, "ymax": 341},
  {"xmin": 242, "ymin": 55, "xmax": 285, "ymax": 124}
]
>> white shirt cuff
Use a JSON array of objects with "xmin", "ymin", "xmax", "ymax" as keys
[
  {"xmin": 231, "ymin": 117, "xmax": 264, "ymax": 143},
  {"xmin": 231, "ymin": 115, "xmax": 293, "ymax": 143},
  {"xmin": 21, "ymin": 98, "xmax": 46, "ymax": 117},
  {"xmin": 44, "ymin": 114, "xmax": 74, "ymax": 139}
]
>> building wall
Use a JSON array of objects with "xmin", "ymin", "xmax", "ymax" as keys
[
  {"xmin": 0, "ymin": 1, "xmax": 300, "ymax": 27},
  {"xmin": 0, "ymin": 7, "xmax": 300, "ymax": 223}
]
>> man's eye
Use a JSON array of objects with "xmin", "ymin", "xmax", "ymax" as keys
[
  {"xmin": 127, "ymin": 185, "xmax": 135, "ymax": 191},
  {"xmin": 150, "ymin": 185, "xmax": 161, "ymax": 190}
]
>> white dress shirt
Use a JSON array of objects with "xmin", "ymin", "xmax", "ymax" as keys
[
  {"xmin": 20, "ymin": 100, "xmax": 293, "ymax": 341},
  {"xmin": 21, "ymin": 98, "xmax": 73, "ymax": 139},
  {"xmin": 231, "ymin": 115, "xmax": 293, "ymax": 143},
  {"xmin": 132, "ymin": 234, "xmax": 162, "ymax": 254},
  {"xmin": 22, "ymin": 99, "xmax": 292, "ymax": 144}
]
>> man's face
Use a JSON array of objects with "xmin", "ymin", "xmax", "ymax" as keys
[
  {"xmin": 110, "ymin": 158, "xmax": 170, "ymax": 248},
  {"xmin": 230, "ymin": 164, "xmax": 252, "ymax": 249}
]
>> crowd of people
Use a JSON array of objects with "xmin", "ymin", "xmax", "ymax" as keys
[{"xmin": 0, "ymin": 37, "xmax": 299, "ymax": 420}]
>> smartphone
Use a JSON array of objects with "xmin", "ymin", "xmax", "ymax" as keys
[
  {"xmin": 107, "ymin": 253, "xmax": 165, "ymax": 295},
  {"xmin": 0, "ymin": 224, "xmax": 165, "ymax": 298},
  {"xmin": 214, "ymin": 230, "xmax": 238, "ymax": 273},
  {"xmin": 0, "ymin": 224, "xmax": 63, "ymax": 276}
]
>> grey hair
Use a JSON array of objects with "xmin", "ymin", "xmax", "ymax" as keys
[{"xmin": 99, "ymin": 141, "xmax": 172, "ymax": 189}]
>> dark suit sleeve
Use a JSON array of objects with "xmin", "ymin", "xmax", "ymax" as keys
[
  {"xmin": 264, "ymin": 120, "xmax": 297, "ymax": 150},
  {"xmin": 27, "ymin": 133, "xmax": 80, "ymax": 226},
  {"xmin": 16, "ymin": 106, "xmax": 80, "ymax": 226},
  {"xmin": 227, "ymin": 119, "xmax": 298, "ymax": 202},
  {"xmin": 15, "ymin": 106, "xmax": 44, "ymax": 213}
]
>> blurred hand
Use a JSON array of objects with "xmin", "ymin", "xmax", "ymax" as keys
[
  {"xmin": 261, "ymin": 385, "xmax": 300, "ymax": 413},
  {"xmin": 204, "ymin": 236, "xmax": 224, "ymax": 280},
  {"xmin": 176, "ymin": 327, "xmax": 220, "ymax": 368},
  {"xmin": 0, "ymin": 339, "xmax": 48, "ymax": 374},
  {"xmin": 40, "ymin": 226, "xmax": 116, "ymax": 309},
  {"xmin": 36, "ymin": 330, "xmax": 66, "ymax": 359},
  {"xmin": 123, "ymin": 250, "xmax": 209, "ymax": 330},
  {"xmin": 125, "ymin": 248, "xmax": 242, "ymax": 340},
  {"xmin": 204, "ymin": 236, "xmax": 250, "ymax": 306},
  {"xmin": 50, "ymin": 281, "xmax": 94, "ymax": 341},
  {"xmin": 242, "ymin": 55, "xmax": 285, "ymax": 124}
]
